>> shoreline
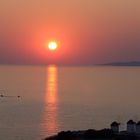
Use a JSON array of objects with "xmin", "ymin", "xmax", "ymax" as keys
[{"xmin": 44, "ymin": 128, "xmax": 140, "ymax": 140}]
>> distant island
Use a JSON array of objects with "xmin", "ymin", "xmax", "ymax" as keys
[{"xmin": 100, "ymin": 61, "xmax": 140, "ymax": 66}]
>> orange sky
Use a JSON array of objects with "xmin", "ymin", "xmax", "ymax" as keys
[{"xmin": 0, "ymin": 0, "xmax": 140, "ymax": 65}]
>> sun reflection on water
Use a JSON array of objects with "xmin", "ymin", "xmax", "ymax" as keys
[
  {"xmin": 47, "ymin": 66, "xmax": 58, "ymax": 104},
  {"xmin": 42, "ymin": 65, "xmax": 59, "ymax": 137}
]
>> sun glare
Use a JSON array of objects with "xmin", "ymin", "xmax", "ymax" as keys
[{"xmin": 48, "ymin": 41, "xmax": 58, "ymax": 51}]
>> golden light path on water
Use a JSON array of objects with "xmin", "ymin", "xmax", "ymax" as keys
[{"xmin": 42, "ymin": 65, "xmax": 59, "ymax": 137}]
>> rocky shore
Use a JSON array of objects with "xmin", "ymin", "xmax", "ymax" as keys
[
  {"xmin": 45, "ymin": 120, "xmax": 140, "ymax": 140},
  {"xmin": 44, "ymin": 129, "xmax": 140, "ymax": 140}
]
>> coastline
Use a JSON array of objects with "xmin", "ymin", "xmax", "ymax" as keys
[{"xmin": 44, "ymin": 129, "xmax": 140, "ymax": 140}]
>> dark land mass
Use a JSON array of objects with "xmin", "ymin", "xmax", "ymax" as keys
[
  {"xmin": 100, "ymin": 61, "xmax": 140, "ymax": 66},
  {"xmin": 45, "ymin": 129, "xmax": 140, "ymax": 140}
]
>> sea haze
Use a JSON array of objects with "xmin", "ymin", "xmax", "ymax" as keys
[{"xmin": 0, "ymin": 65, "xmax": 140, "ymax": 140}]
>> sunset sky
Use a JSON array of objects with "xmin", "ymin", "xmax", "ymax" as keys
[{"xmin": 0, "ymin": 0, "xmax": 140, "ymax": 65}]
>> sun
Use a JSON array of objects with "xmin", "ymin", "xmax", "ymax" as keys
[{"xmin": 48, "ymin": 41, "xmax": 58, "ymax": 51}]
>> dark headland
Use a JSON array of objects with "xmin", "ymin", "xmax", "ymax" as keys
[
  {"xmin": 99, "ymin": 61, "xmax": 140, "ymax": 66},
  {"xmin": 45, "ymin": 120, "xmax": 140, "ymax": 140},
  {"xmin": 45, "ymin": 129, "xmax": 139, "ymax": 140}
]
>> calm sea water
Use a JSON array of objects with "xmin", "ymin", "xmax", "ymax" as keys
[{"xmin": 0, "ymin": 65, "xmax": 140, "ymax": 140}]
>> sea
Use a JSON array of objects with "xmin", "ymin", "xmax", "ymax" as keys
[{"xmin": 0, "ymin": 65, "xmax": 140, "ymax": 140}]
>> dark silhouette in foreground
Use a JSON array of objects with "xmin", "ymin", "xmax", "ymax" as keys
[{"xmin": 45, "ymin": 129, "xmax": 139, "ymax": 140}]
